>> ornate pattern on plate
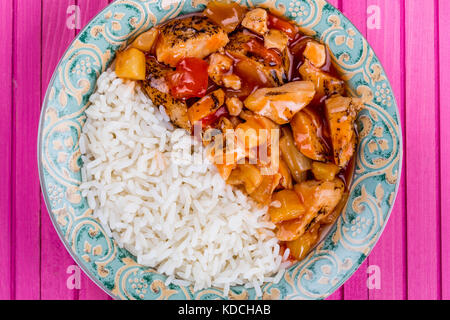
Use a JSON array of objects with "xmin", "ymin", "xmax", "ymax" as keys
[{"xmin": 38, "ymin": 0, "xmax": 402, "ymax": 300}]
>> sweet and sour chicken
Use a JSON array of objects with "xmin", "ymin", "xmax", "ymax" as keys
[{"xmin": 114, "ymin": 2, "xmax": 363, "ymax": 262}]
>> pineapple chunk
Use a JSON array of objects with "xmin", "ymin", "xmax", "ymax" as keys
[
  {"xmin": 311, "ymin": 162, "xmax": 341, "ymax": 181},
  {"xmin": 269, "ymin": 189, "xmax": 305, "ymax": 223},
  {"xmin": 130, "ymin": 28, "xmax": 159, "ymax": 52},
  {"xmin": 115, "ymin": 48, "xmax": 146, "ymax": 80}
]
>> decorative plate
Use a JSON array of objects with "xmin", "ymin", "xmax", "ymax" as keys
[{"xmin": 38, "ymin": 0, "xmax": 402, "ymax": 300}]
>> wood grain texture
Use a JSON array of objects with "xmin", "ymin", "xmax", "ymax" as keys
[
  {"xmin": 0, "ymin": 0, "xmax": 13, "ymax": 300},
  {"xmin": 340, "ymin": 0, "xmax": 369, "ymax": 301},
  {"xmin": 12, "ymin": 0, "xmax": 42, "ymax": 300},
  {"xmin": 438, "ymin": 0, "xmax": 449, "ymax": 300},
  {"xmin": 366, "ymin": 0, "xmax": 407, "ymax": 300},
  {"xmin": 405, "ymin": 0, "xmax": 440, "ymax": 300}
]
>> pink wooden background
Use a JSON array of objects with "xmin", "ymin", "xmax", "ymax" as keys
[{"xmin": 0, "ymin": 0, "xmax": 448, "ymax": 300}]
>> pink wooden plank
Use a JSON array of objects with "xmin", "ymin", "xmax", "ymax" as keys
[
  {"xmin": 438, "ymin": 0, "xmax": 450, "ymax": 300},
  {"xmin": 324, "ymin": 0, "xmax": 344, "ymax": 301},
  {"xmin": 405, "ymin": 0, "xmax": 440, "ymax": 300},
  {"xmin": 40, "ymin": 0, "xmax": 77, "ymax": 300},
  {"xmin": 76, "ymin": 0, "xmax": 111, "ymax": 300},
  {"xmin": 366, "ymin": 0, "xmax": 407, "ymax": 300},
  {"xmin": 0, "ymin": 0, "xmax": 13, "ymax": 300},
  {"xmin": 341, "ymin": 0, "xmax": 369, "ymax": 300},
  {"xmin": 13, "ymin": 0, "xmax": 42, "ymax": 299}
]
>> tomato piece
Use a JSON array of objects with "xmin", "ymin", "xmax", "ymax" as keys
[
  {"xmin": 243, "ymin": 38, "xmax": 282, "ymax": 66},
  {"xmin": 201, "ymin": 106, "xmax": 229, "ymax": 128},
  {"xmin": 166, "ymin": 58, "xmax": 209, "ymax": 99},
  {"xmin": 267, "ymin": 14, "xmax": 298, "ymax": 40}
]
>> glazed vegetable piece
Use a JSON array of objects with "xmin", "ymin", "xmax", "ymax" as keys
[
  {"xmin": 278, "ymin": 158, "xmax": 293, "ymax": 189},
  {"xmin": 269, "ymin": 189, "xmax": 305, "ymax": 223},
  {"xmin": 227, "ymin": 164, "xmax": 263, "ymax": 194},
  {"xmin": 325, "ymin": 95, "xmax": 362, "ymax": 167},
  {"xmin": 311, "ymin": 161, "xmax": 340, "ymax": 181},
  {"xmin": 303, "ymin": 40, "xmax": 326, "ymax": 68},
  {"xmin": 130, "ymin": 28, "xmax": 159, "ymax": 52},
  {"xmin": 187, "ymin": 89, "xmax": 225, "ymax": 125},
  {"xmin": 250, "ymin": 172, "xmax": 282, "ymax": 204},
  {"xmin": 141, "ymin": 57, "xmax": 191, "ymax": 130},
  {"xmin": 267, "ymin": 13, "xmax": 298, "ymax": 40},
  {"xmin": 203, "ymin": 0, "xmax": 247, "ymax": 33},
  {"xmin": 279, "ymin": 127, "xmax": 312, "ymax": 183},
  {"xmin": 156, "ymin": 15, "xmax": 229, "ymax": 67},
  {"xmin": 299, "ymin": 60, "xmax": 345, "ymax": 100},
  {"xmin": 244, "ymin": 81, "xmax": 316, "ymax": 124},
  {"xmin": 286, "ymin": 222, "xmax": 320, "ymax": 261},
  {"xmin": 115, "ymin": 48, "xmax": 146, "ymax": 80},
  {"xmin": 290, "ymin": 109, "xmax": 329, "ymax": 161},
  {"xmin": 241, "ymin": 8, "xmax": 268, "ymax": 35},
  {"xmin": 264, "ymin": 29, "xmax": 289, "ymax": 51},
  {"xmin": 166, "ymin": 57, "xmax": 209, "ymax": 100}
]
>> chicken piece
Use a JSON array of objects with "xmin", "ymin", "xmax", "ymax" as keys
[
  {"xmin": 303, "ymin": 40, "xmax": 326, "ymax": 68},
  {"xmin": 222, "ymin": 74, "xmax": 242, "ymax": 90},
  {"xmin": 277, "ymin": 178, "xmax": 344, "ymax": 241},
  {"xmin": 156, "ymin": 15, "xmax": 229, "ymax": 67},
  {"xmin": 299, "ymin": 60, "xmax": 345, "ymax": 100},
  {"xmin": 244, "ymin": 81, "xmax": 316, "ymax": 124},
  {"xmin": 226, "ymin": 31, "xmax": 287, "ymax": 86},
  {"xmin": 295, "ymin": 179, "xmax": 345, "ymax": 224},
  {"xmin": 141, "ymin": 57, "xmax": 191, "ymax": 130},
  {"xmin": 264, "ymin": 29, "xmax": 289, "ymax": 51},
  {"xmin": 325, "ymin": 95, "xmax": 363, "ymax": 167},
  {"xmin": 208, "ymin": 53, "xmax": 233, "ymax": 85},
  {"xmin": 207, "ymin": 53, "xmax": 242, "ymax": 89},
  {"xmin": 290, "ymin": 109, "xmax": 329, "ymax": 161},
  {"xmin": 241, "ymin": 8, "xmax": 268, "ymax": 35},
  {"xmin": 225, "ymin": 97, "xmax": 243, "ymax": 116}
]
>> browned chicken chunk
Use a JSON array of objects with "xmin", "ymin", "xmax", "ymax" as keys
[
  {"xmin": 325, "ymin": 95, "xmax": 363, "ymax": 167},
  {"xmin": 225, "ymin": 31, "xmax": 287, "ymax": 86},
  {"xmin": 141, "ymin": 57, "xmax": 191, "ymax": 131},
  {"xmin": 156, "ymin": 15, "xmax": 229, "ymax": 67}
]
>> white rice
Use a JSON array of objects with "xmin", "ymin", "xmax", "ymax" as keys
[{"xmin": 79, "ymin": 69, "xmax": 285, "ymax": 295}]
